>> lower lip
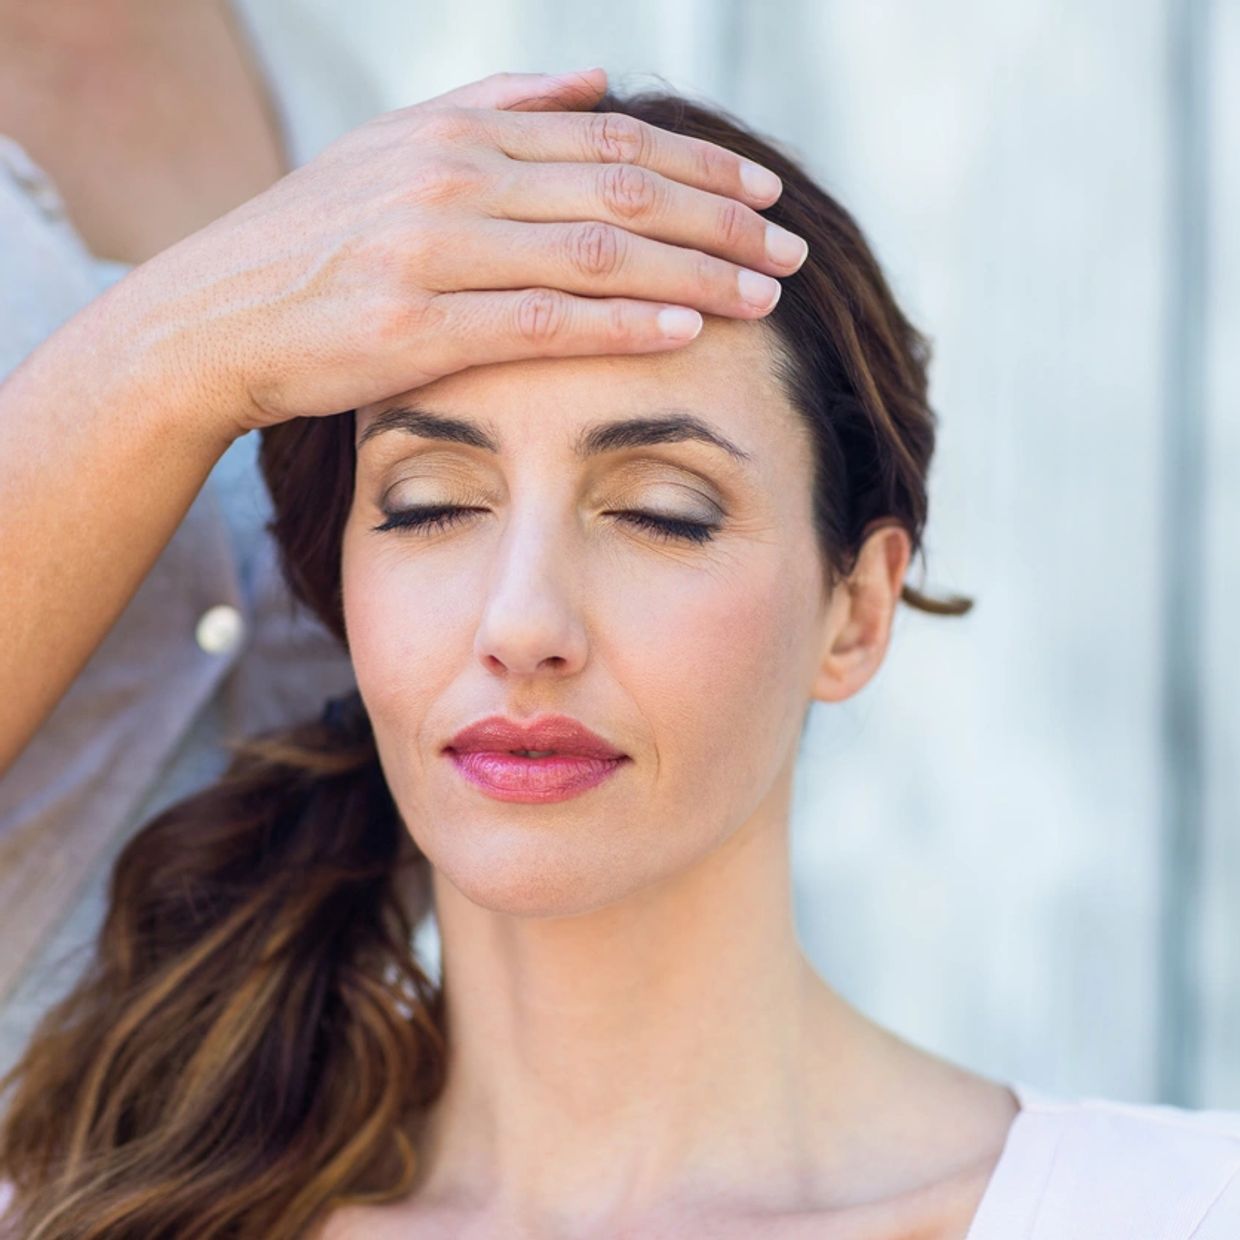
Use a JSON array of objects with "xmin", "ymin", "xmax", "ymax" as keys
[{"xmin": 446, "ymin": 749, "xmax": 627, "ymax": 803}]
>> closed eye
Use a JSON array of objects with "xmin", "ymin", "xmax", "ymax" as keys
[{"xmin": 371, "ymin": 505, "xmax": 718, "ymax": 544}]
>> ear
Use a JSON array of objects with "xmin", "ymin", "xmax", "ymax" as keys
[{"xmin": 810, "ymin": 521, "xmax": 912, "ymax": 704}]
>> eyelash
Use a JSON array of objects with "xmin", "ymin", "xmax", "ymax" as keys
[{"xmin": 371, "ymin": 505, "xmax": 718, "ymax": 544}]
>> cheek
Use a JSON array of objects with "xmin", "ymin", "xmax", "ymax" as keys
[
  {"xmin": 340, "ymin": 533, "xmax": 475, "ymax": 775},
  {"xmin": 601, "ymin": 552, "xmax": 813, "ymax": 802}
]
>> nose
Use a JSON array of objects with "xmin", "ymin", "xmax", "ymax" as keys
[{"xmin": 473, "ymin": 511, "xmax": 588, "ymax": 679}]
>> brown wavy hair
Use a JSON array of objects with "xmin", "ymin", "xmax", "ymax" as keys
[{"xmin": 0, "ymin": 82, "xmax": 972, "ymax": 1238}]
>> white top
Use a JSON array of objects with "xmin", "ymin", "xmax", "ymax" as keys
[
  {"xmin": 965, "ymin": 1080, "xmax": 1240, "ymax": 1237},
  {"xmin": 3, "ymin": 1080, "xmax": 1240, "ymax": 1232}
]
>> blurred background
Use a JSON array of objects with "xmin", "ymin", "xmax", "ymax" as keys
[{"xmin": 242, "ymin": 0, "xmax": 1238, "ymax": 1108}]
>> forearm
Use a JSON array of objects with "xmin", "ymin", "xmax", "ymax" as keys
[{"xmin": 0, "ymin": 274, "xmax": 240, "ymax": 775}]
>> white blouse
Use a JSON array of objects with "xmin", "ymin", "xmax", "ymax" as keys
[{"xmin": 966, "ymin": 1080, "xmax": 1240, "ymax": 1237}]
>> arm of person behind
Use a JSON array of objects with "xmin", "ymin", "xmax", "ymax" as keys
[{"xmin": 0, "ymin": 273, "xmax": 239, "ymax": 775}]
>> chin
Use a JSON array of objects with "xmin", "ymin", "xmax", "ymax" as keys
[{"xmin": 420, "ymin": 825, "xmax": 643, "ymax": 920}]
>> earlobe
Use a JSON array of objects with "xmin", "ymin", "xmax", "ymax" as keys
[{"xmin": 809, "ymin": 523, "xmax": 912, "ymax": 704}]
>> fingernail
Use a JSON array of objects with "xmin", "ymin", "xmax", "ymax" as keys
[
  {"xmin": 765, "ymin": 222, "xmax": 808, "ymax": 268},
  {"xmin": 738, "ymin": 269, "xmax": 781, "ymax": 310},
  {"xmin": 657, "ymin": 307, "xmax": 703, "ymax": 339},
  {"xmin": 740, "ymin": 160, "xmax": 782, "ymax": 201}
]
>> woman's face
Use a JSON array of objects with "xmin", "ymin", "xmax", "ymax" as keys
[{"xmin": 342, "ymin": 317, "xmax": 836, "ymax": 917}]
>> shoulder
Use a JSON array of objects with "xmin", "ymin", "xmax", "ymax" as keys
[
  {"xmin": 1020, "ymin": 1083, "xmax": 1240, "ymax": 1164},
  {"xmin": 996, "ymin": 1082, "xmax": 1240, "ymax": 1236}
]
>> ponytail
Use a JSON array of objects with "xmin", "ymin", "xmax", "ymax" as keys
[{"xmin": 0, "ymin": 691, "xmax": 446, "ymax": 1239}]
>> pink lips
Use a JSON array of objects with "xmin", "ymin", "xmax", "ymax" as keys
[{"xmin": 445, "ymin": 714, "xmax": 629, "ymax": 803}]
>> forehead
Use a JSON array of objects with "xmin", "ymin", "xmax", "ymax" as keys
[{"xmin": 353, "ymin": 316, "xmax": 792, "ymax": 443}]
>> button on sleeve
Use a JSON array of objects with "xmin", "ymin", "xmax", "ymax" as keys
[{"xmin": 195, "ymin": 604, "xmax": 246, "ymax": 656}]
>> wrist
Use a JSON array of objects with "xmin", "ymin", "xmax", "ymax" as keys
[{"xmin": 84, "ymin": 260, "xmax": 247, "ymax": 458}]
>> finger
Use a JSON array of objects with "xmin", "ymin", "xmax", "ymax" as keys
[
  {"xmin": 418, "ymin": 68, "xmax": 607, "ymax": 115},
  {"xmin": 420, "ymin": 217, "xmax": 784, "ymax": 321},
  {"xmin": 426, "ymin": 289, "xmax": 706, "ymax": 372},
  {"xmin": 480, "ymin": 106, "xmax": 784, "ymax": 208},
  {"xmin": 482, "ymin": 156, "xmax": 808, "ymax": 277},
  {"xmin": 501, "ymin": 68, "xmax": 609, "ymax": 114}
]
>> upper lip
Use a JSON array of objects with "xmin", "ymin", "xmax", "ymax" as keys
[{"xmin": 446, "ymin": 715, "xmax": 626, "ymax": 759}]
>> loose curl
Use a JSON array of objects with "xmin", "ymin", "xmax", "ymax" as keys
[{"xmin": 0, "ymin": 83, "xmax": 971, "ymax": 1238}]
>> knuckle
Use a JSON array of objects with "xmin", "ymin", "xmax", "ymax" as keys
[
  {"xmin": 566, "ymin": 220, "xmax": 624, "ymax": 278},
  {"xmin": 715, "ymin": 197, "xmax": 748, "ymax": 249},
  {"xmin": 415, "ymin": 106, "xmax": 474, "ymax": 145},
  {"xmin": 589, "ymin": 111, "xmax": 648, "ymax": 164},
  {"xmin": 405, "ymin": 154, "xmax": 480, "ymax": 204},
  {"xmin": 514, "ymin": 288, "xmax": 569, "ymax": 343},
  {"xmin": 602, "ymin": 299, "xmax": 633, "ymax": 346},
  {"xmin": 696, "ymin": 141, "xmax": 723, "ymax": 186},
  {"xmin": 692, "ymin": 246, "xmax": 723, "ymax": 291},
  {"xmin": 336, "ymin": 222, "xmax": 405, "ymax": 284},
  {"xmin": 396, "ymin": 224, "xmax": 441, "ymax": 283},
  {"xmin": 378, "ymin": 290, "xmax": 441, "ymax": 347},
  {"xmin": 348, "ymin": 213, "xmax": 440, "ymax": 291},
  {"xmin": 600, "ymin": 163, "xmax": 659, "ymax": 221}
]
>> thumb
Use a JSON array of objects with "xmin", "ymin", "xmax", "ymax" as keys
[{"xmin": 420, "ymin": 67, "xmax": 607, "ymax": 114}]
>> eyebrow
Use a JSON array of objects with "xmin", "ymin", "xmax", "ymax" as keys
[{"xmin": 356, "ymin": 404, "xmax": 753, "ymax": 465}]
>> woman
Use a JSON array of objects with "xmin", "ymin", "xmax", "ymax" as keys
[{"xmin": 4, "ymin": 86, "xmax": 1240, "ymax": 1240}]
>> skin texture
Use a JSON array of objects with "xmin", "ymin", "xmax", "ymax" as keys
[{"xmin": 332, "ymin": 315, "xmax": 1020, "ymax": 1237}]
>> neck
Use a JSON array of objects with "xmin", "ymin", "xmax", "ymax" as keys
[{"xmin": 410, "ymin": 774, "xmax": 880, "ymax": 1230}]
